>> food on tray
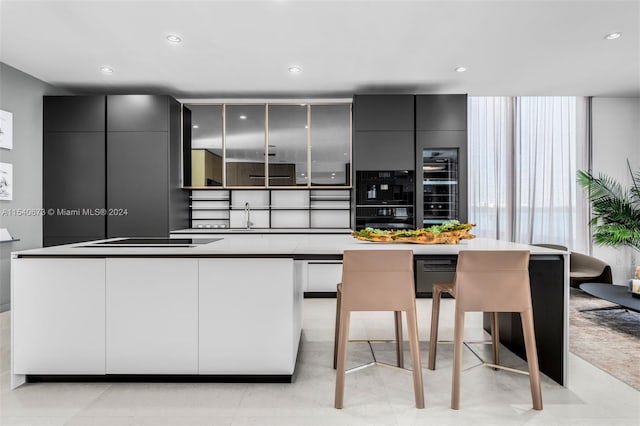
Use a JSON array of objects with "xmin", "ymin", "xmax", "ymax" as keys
[{"xmin": 351, "ymin": 220, "xmax": 475, "ymax": 244}]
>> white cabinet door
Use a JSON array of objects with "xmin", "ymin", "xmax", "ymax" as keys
[
  {"xmin": 12, "ymin": 258, "xmax": 106, "ymax": 374},
  {"xmin": 106, "ymin": 258, "xmax": 198, "ymax": 374},
  {"xmin": 307, "ymin": 262, "xmax": 343, "ymax": 292},
  {"xmin": 199, "ymin": 259, "xmax": 298, "ymax": 374}
]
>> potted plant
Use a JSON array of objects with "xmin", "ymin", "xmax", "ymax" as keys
[{"xmin": 577, "ymin": 161, "xmax": 640, "ymax": 296}]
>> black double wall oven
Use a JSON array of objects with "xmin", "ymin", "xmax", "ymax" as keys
[{"xmin": 355, "ymin": 170, "xmax": 415, "ymax": 230}]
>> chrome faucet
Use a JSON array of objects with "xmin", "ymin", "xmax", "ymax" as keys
[{"xmin": 244, "ymin": 202, "xmax": 253, "ymax": 230}]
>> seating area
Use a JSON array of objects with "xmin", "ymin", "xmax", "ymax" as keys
[
  {"xmin": 334, "ymin": 249, "xmax": 543, "ymax": 411},
  {"xmin": 533, "ymin": 244, "xmax": 613, "ymax": 288}
]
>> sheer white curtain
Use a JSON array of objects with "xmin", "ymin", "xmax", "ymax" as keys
[
  {"xmin": 468, "ymin": 96, "xmax": 589, "ymax": 250},
  {"xmin": 468, "ymin": 97, "xmax": 513, "ymax": 240}
]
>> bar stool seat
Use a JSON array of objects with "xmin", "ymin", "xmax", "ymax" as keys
[
  {"xmin": 334, "ymin": 250, "xmax": 424, "ymax": 409},
  {"xmin": 427, "ymin": 250, "xmax": 543, "ymax": 410}
]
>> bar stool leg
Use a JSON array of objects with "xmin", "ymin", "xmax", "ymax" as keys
[
  {"xmin": 451, "ymin": 308, "xmax": 465, "ymax": 410},
  {"xmin": 490, "ymin": 312, "xmax": 500, "ymax": 367},
  {"xmin": 333, "ymin": 285, "xmax": 342, "ymax": 369},
  {"xmin": 405, "ymin": 307, "xmax": 425, "ymax": 408},
  {"xmin": 428, "ymin": 285, "xmax": 443, "ymax": 370},
  {"xmin": 521, "ymin": 308, "xmax": 543, "ymax": 410},
  {"xmin": 334, "ymin": 309, "xmax": 351, "ymax": 409},
  {"xmin": 394, "ymin": 311, "xmax": 404, "ymax": 368}
]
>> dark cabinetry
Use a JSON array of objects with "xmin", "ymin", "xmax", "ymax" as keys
[
  {"xmin": 415, "ymin": 94, "xmax": 467, "ymax": 131},
  {"xmin": 43, "ymin": 97, "xmax": 106, "ymax": 247},
  {"xmin": 353, "ymin": 95, "xmax": 414, "ymax": 131},
  {"xmin": 107, "ymin": 95, "xmax": 169, "ymax": 132},
  {"xmin": 415, "ymin": 95, "xmax": 468, "ymax": 226},
  {"xmin": 43, "ymin": 95, "xmax": 188, "ymax": 246},
  {"xmin": 354, "ymin": 132, "xmax": 414, "ymax": 171}
]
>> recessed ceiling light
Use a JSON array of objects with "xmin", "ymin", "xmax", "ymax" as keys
[
  {"xmin": 166, "ymin": 34, "xmax": 182, "ymax": 43},
  {"xmin": 604, "ymin": 32, "xmax": 621, "ymax": 40},
  {"xmin": 239, "ymin": 115, "xmax": 247, "ymax": 120},
  {"xmin": 288, "ymin": 66, "xmax": 302, "ymax": 74},
  {"xmin": 304, "ymin": 125, "xmax": 309, "ymax": 129},
  {"xmin": 454, "ymin": 66, "xmax": 467, "ymax": 73},
  {"xmin": 331, "ymin": 172, "xmax": 336, "ymax": 176},
  {"xmin": 192, "ymin": 125, "xmax": 199, "ymax": 129},
  {"xmin": 300, "ymin": 103, "xmax": 306, "ymax": 106},
  {"xmin": 100, "ymin": 66, "xmax": 114, "ymax": 74}
]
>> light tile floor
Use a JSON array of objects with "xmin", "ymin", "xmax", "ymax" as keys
[{"xmin": 1, "ymin": 299, "xmax": 638, "ymax": 426}]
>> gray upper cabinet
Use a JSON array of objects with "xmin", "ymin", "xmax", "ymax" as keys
[
  {"xmin": 107, "ymin": 95, "xmax": 169, "ymax": 132},
  {"xmin": 353, "ymin": 95, "xmax": 414, "ymax": 131},
  {"xmin": 354, "ymin": 132, "xmax": 414, "ymax": 171},
  {"xmin": 44, "ymin": 96, "xmax": 105, "ymax": 132},
  {"xmin": 415, "ymin": 95, "xmax": 467, "ymax": 131}
]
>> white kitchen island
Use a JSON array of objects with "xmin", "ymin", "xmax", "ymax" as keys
[{"xmin": 10, "ymin": 236, "xmax": 568, "ymax": 389}]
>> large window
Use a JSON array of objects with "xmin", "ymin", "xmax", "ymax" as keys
[{"xmin": 468, "ymin": 96, "xmax": 588, "ymax": 250}]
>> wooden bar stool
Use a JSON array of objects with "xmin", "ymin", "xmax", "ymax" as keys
[
  {"xmin": 427, "ymin": 250, "xmax": 543, "ymax": 410},
  {"xmin": 334, "ymin": 250, "xmax": 424, "ymax": 409}
]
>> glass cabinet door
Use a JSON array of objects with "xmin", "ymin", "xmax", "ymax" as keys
[
  {"xmin": 310, "ymin": 105, "xmax": 351, "ymax": 186},
  {"xmin": 225, "ymin": 105, "xmax": 266, "ymax": 186},
  {"xmin": 422, "ymin": 148, "xmax": 459, "ymax": 225},
  {"xmin": 267, "ymin": 105, "xmax": 308, "ymax": 186},
  {"xmin": 187, "ymin": 104, "xmax": 223, "ymax": 186}
]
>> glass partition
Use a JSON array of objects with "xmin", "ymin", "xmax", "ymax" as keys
[
  {"xmin": 225, "ymin": 105, "xmax": 266, "ymax": 186},
  {"xmin": 268, "ymin": 105, "xmax": 308, "ymax": 186},
  {"xmin": 187, "ymin": 104, "xmax": 223, "ymax": 186},
  {"xmin": 310, "ymin": 104, "xmax": 351, "ymax": 186},
  {"xmin": 183, "ymin": 102, "xmax": 351, "ymax": 188}
]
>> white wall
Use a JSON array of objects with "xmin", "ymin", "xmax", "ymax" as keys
[
  {"xmin": 591, "ymin": 97, "xmax": 640, "ymax": 285},
  {"xmin": 0, "ymin": 63, "xmax": 65, "ymax": 312}
]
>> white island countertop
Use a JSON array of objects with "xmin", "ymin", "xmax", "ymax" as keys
[{"xmin": 12, "ymin": 235, "xmax": 567, "ymax": 258}]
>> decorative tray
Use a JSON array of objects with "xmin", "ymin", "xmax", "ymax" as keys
[{"xmin": 352, "ymin": 221, "xmax": 475, "ymax": 245}]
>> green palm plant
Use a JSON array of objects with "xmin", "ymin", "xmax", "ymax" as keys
[{"xmin": 577, "ymin": 161, "xmax": 640, "ymax": 252}]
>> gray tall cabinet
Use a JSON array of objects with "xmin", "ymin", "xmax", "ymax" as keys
[
  {"xmin": 415, "ymin": 94, "xmax": 468, "ymax": 226},
  {"xmin": 353, "ymin": 94, "xmax": 468, "ymax": 225},
  {"xmin": 43, "ymin": 95, "xmax": 188, "ymax": 246}
]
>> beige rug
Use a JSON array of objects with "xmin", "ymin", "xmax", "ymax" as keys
[{"xmin": 569, "ymin": 288, "xmax": 640, "ymax": 390}]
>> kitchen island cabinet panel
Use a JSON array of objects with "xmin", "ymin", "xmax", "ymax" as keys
[
  {"xmin": 198, "ymin": 259, "xmax": 300, "ymax": 374},
  {"xmin": 12, "ymin": 259, "xmax": 106, "ymax": 376},
  {"xmin": 105, "ymin": 258, "xmax": 198, "ymax": 374}
]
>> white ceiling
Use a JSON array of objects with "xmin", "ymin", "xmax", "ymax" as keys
[{"xmin": 1, "ymin": 0, "xmax": 639, "ymax": 97}]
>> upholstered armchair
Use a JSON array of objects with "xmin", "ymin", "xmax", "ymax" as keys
[
  {"xmin": 533, "ymin": 244, "xmax": 613, "ymax": 288},
  {"xmin": 569, "ymin": 251, "xmax": 613, "ymax": 288}
]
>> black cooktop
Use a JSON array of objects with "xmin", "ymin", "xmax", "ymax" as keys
[{"xmin": 92, "ymin": 238, "xmax": 222, "ymax": 246}]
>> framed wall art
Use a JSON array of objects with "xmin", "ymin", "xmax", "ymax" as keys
[
  {"xmin": 0, "ymin": 109, "xmax": 13, "ymax": 150},
  {"xmin": 0, "ymin": 162, "xmax": 13, "ymax": 200}
]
